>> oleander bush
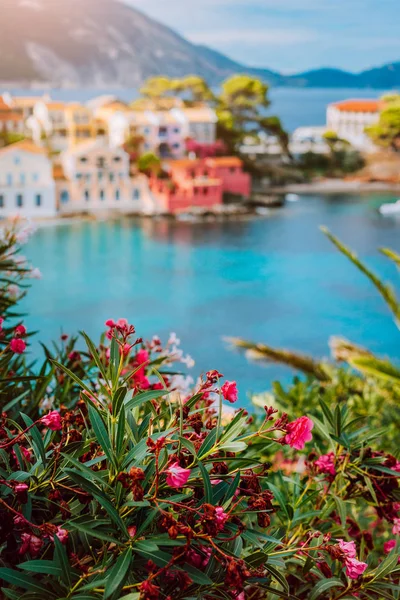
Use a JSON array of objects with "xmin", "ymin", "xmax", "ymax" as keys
[{"xmin": 0, "ymin": 220, "xmax": 398, "ymax": 600}]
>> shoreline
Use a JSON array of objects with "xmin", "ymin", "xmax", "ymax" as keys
[{"xmin": 270, "ymin": 179, "xmax": 400, "ymax": 195}]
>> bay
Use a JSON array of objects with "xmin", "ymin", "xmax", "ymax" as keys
[{"xmin": 22, "ymin": 192, "xmax": 400, "ymax": 403}]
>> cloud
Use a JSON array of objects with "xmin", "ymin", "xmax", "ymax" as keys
[{"xmin": 187, "ymin": 28, "xmax": 319, "ymax": 47}]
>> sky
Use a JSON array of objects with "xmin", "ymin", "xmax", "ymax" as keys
[{"xmin": 126, "ymin": 0, "xmax": 400, "ymax": 73}]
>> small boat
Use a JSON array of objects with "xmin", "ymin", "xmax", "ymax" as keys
[
  {"xmin": 285, "ymin": 193, "xmax": 300, "ymax": 202},
  {"xmin": 379, "ymin": 199, "xmax": 400, "ymax": 215}
]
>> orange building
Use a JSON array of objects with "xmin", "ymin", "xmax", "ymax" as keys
[{"xmin": 149, "ymin": 157, "xmax": 251, "ymax": 213}]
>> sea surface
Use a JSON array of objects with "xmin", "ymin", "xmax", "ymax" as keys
[
  {"xmin": 22, "ymin": 193, "xmax": 400, "ymax": 404},
  {"xmin": 1, "ymin": 87, "xmax": 390, "ymax": 132}
]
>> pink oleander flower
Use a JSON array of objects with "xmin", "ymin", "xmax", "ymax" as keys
[
  {"xmin": 345, "ymin": 557, "xmax": 368, "ymax": 579},
  {"xmin": 19, "ymin": 533, "xmax": 43, "ymax": 557},
  {"xmin": 166, "ymin": 462, "xmax": 191, "ymax": 488},
  {"xmin": 221, "ymin": 380, "xmax": 238, "ymax": 403},
  {"xmin": 215, "ymin": 507, "xmax": 229, "ymax": 531},
  {"xmin": 338, "ymin": 539, "xmax": 357, "ymax": 558},
  {"xmin": 128, "ymin": 526, "xmax": 137, "ymax": 538},
  {"xmin": 135, "ymin": 349, "xmax": 150, "ymax": 365},
  {"xmin": 14, "ymin": 324, "xmax": 26, "ymax": 337},
  {"xmin": 40, "ymin": 411, "xmax": 62, "ymax": 431},
  {"xmin": 392, "ymin": 461, "xmax": 400, "ymax": 473},
  {"xmin": 56, "ymin": 527, "xmax": 69, "ymax": 544},
  {"xmin": 284, "ymin": 416, "xmax": 314, "ymax": 450},
  {"xmin": 384, "ymin": 539, "xmax": 396, "ymax": 553},
  {"xmin": 392, "ymin": 518, "xmax": 400, "ymax": 535},
  {"xmin": 0, "ymin": 317, "xmax": 4, "ymax": 331},
  {"xmin": 315, "ymin": 452, "xmax": 336, "ymax": 476},
  {"xmin": 105, "ymin": 319, "xmax": 116, "ymax": 328},
  {"xmin": 30, "ymin": 267, "xmax": 42, "ymax": 279},
  {"xmin": 68, "ymin": 351, "xmax": 81, "ymax": 362},
  {"xmin": 10, "ymin": 338, "xmax": 26, "ymax": 354},
  {"xmin": 14, "ymin": 482, "xmax": 29, "ymax": 503}
]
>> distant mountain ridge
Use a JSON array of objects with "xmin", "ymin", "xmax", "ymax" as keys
[{"xmin": 0, "ymin": 0, "xmax": 399, "ymax": 89}]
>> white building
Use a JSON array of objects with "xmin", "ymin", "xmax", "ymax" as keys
[
  {"xmin": 326, "ymin": 99, "xmax": 381, "ymax": 150},
  {"xmin": 55, "ymin": 139, "xmax": 155, "ymax": 214},
  {"xmin": 0, "ymin": 141, "xmax": 56, "ymax": 219}
]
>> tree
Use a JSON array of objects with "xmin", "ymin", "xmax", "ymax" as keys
[
  {"xmin": 216, "ymin": 74, "xmax": 288, "ymax": 155},
  {"xmin": 174, "ymin": 75, "xmax": 215, "ymax": 106},
  {"xmin": 137, "ymin": 152, "xmax": 161, "ymax": 175},
  {"xmin": 366, "ymin": 96, "xmax": 400, "ymax": 151}
]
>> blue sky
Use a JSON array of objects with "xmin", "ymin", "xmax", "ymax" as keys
[{"xmin": 126, "ymin": 0, "xmax": 400, "ymax": 73}]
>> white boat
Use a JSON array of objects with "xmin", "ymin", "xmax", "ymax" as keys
[
  {"xmin": 285, "ymin": 193, "xmax": 300, "ymax": 202},
  {"xmin": 379, "ymin": 199, "xmax": 400, "ymax": 215}
]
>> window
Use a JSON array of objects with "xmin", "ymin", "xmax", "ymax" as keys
[
  {"xmin": 115, "ymin": 189, "xmax": 120, "ymax": 201},
  {"xmin": 97, "ymin": 157, "xmax": 105, "ymax": 169},
  {"xmin": 173, "ymin": 143, "xmax": 180, "ymax": 149},
  {"xmin": 80, "ymin": 157, "xmax": 88, "ymax": 163},
  {"xmin": 173, "ymin": 127, "xmax": 180, "ymax": 134},
  {"xmin": 14, "ymin": 155, "xmax": 20, "ymax": 165},
  {"xmin": 6, "ymin": 174, "xmax": 12, "ymax": 186},
  {"xmin": 159, "ymin": 126, "xmax": 168, "ymax": 137},
  {"xmin": 32, "ymin": 173, "xmax": 39, "ymax": 183},
  {"xmin": 0, "ymin": 195, "xmax": 4, "ymax": 207},
  {"xmin": 60, "ymin": 190, "xmax": 69, "ymax": 204},
  {"xmin": 113, "ymin": 156, "xmax": 121, "ymax": 162},
  {"xmin": 76, "ymin": 173, "xmax": 82, "ymax": 180},
  {"xmin": 20, "ymin": 173, "xmax": 25, "ymax": 185},
  {"xmin": 143, "ymin": 127, "xmax": 150, "ymax": 135},
  {"xmin": 109, "ymin": 173, "xmax": 114, "ymax": 182},
  {"xmin": 230, "ymin": 167, "xmax": 237, "ymax": 173},
  {"xmin": 35, "ymin": 194, "xmax": 42, "ymax": 207},
  {"xmin": 16, "ymin": 194, "xmax": 23, "ymax": 207},
  {"xmin": 84, "ymin": 190, "xmax": 90, "ymax": 202},
  {"xmin": 98, "ymin": 172, "xmax": 103, "ymax": 181},
  {"xmin": 100, "ymin": 190, "xmax": 105, "ymax": 201},
  {"xmin": 133, "ymin": 188, "xmax": 140, "ymax": 201}
]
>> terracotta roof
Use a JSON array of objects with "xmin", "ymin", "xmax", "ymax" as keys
[
  {"xmin": 167, "ymin": 159, "xmax": 201, "ymax": 169},
  {"xmin": 205, "ymin": 157, "xmax": 243, "ymax": 167},
  {"xmin": 0, "ymin": 140, "xmax": 47, "ymax": 157},
  {"xmin": 0, "ymin": 97, "xmax": 12, "ymax": 111},
  {"xmin": 46, "ymin": 102, "xmax": 66, "ymax": 110},
  {"xmin": 0, "ymin": 112, "xmax": 23, "ymax": 122},
  {"xmin": 53, "ymin": 164, "xmax": 67, "ymax": 180},
  {"xmin": 330, "ymin": 99, "xmax": 382, "ymax": 113}
]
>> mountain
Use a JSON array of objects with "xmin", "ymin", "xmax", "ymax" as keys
[{"xmin": 0, "ymin": 0, "xmax": 399, "ymax": 89}]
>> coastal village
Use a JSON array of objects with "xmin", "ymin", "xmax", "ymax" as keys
[{"xmin": 0, "ymin": 91, "xmax": 392, "ymax": 220}]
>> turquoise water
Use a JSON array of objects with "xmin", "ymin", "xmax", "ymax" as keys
[{"xmin": 22, "ymin": 193, "xmax": 400, "ymax": 402}]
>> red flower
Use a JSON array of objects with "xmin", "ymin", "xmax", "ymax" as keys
[
  {"xmin": 221, "ymin": 381, "xmax": 238, "ymax": 403},
  {"xmin": 14, "ymin": 324, "xmax": 26, "ymax": 336},
  {"xmin": 14, "ymin": 482, "xmax": 29, "ymax": 504},
  {"xmin": 55, "ymin": 527, "xmax": 69, "ymax": 544},
  {"xmin": 19, "ymin": 533, "xmax": 43, "ymax": 557},
  {"xmin": 10, "ymin": 338, "xmax": 26, "ymax": 354},
  {"xmin": 315, "ymin": 453, "xmax": 336, "ymax": 476},
  {"xmin": 40, "ymin": 411, "xmax": 62, "ymax": 431},
  {"xmin": 166, "ymin": 462, "xmax": 191, "ymax": 488},
  {"xmin": 344, "ymin": 557, "xmax": 367, "ymax": 579},
  {"xmin": 384, "ymin": 539, "xmax": 396, "ymax": 553},
  {"xmin": 284, "ymin": 416, "xmax": 314, "ymax": 450}
]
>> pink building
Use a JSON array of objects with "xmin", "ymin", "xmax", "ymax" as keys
[{"xmin": 149, "ymin": 156, "xmax": 251, "ymax": 214}]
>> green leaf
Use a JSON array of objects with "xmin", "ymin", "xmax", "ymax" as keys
[
  {"xmin": 371, "ymin": 551, "xmax": 399, "ymax": 581},
  {"xmin": 54, "ymin": 534, "xmax": 72, "ymax": 587},
  {"xmin": 104, "ymin": 548, "xmax": 132, "ymax": 599},
  {"xmin": 116, "ymin": 406, "xmax": 126, "ymax": 456},
  {"xmin": 87, "ymin": 404, "xmax": 116, "ymax": 467},
  {"xmin": 51, "ymin": 359, "xmax": 94, "ymax": 395},
  {"xmin": 197, "ymin": 427, "xmax": 217, "ymax": 459},
  {"xmin": 67, "ymin": 521, "xmax": 123, "ymax": 545},
  {"xmin": 267, "ymin": 482, "xmax": 290, "ymax": 519},
  {"xmin": 20, "ymin": 413, "xmax": 46, "ymax": 465},
  {"xmin": 18, "ymin": 560, "xmax": 62, "ymax": 576},
  {"xmin": 124, "ymin": 389, "xmax": 168, "ymax": 411},
  {"xmin": 182, "ymin": 563, "xmax": 213, "ymax": 585},
  {"xmin": 0, "ymin": 568, "xmax": 54, "ymax": 596},
  {"xmin": 81, "ymin": 331, "xmax": 110, "ymax": 388},
  {"xmin": 309, "ymin": 578, "xmax": 345, "ymax": 600},
  {"xmin": 197, "ymin": 461, "xmax": 213, "ymax": 503},
  {"xmin": 265, "ymin": 564, "xmax": 289, "ymax": 594},
  {"xmin": 113, "ymin": 386, "xmax": 127, "ymax": 415}
]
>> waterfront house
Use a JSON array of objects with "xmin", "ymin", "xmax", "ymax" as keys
[
  {"xmin": 149, "ymin": 156, "xmax": 250, "ymax": 213},
  {"xmin": 55, "ymin": 139, "xmax": 153, "ymax": 214},
  {"xmin": 0, "ymin": 140, "xmax": 56, "ymax": 218},
  {"xmin": 0, "ymin": 96, "xmax": 25, "ymax": 138},
  {"xmin": 326, "ymin": 99, "xmax": 381, "ymax": 150}
]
